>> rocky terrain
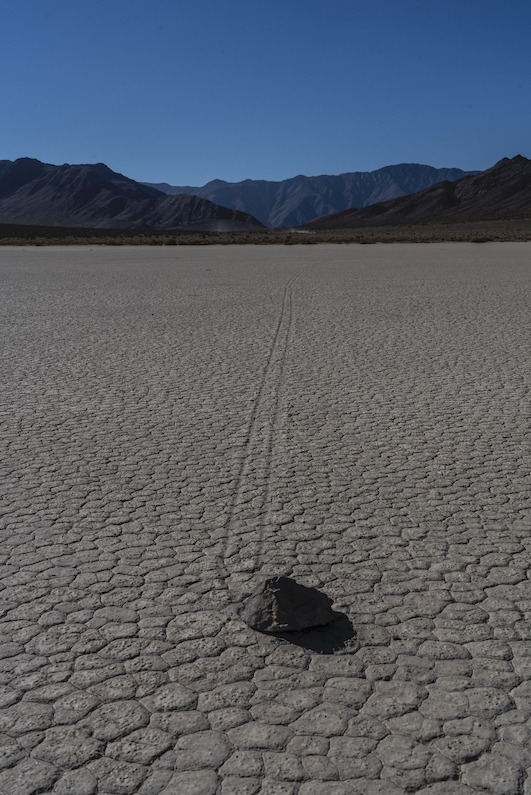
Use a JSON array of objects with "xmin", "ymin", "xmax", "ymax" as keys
[
  {"xmin": 0, "ymin": 159, "xmax": 264, "ymax": 230},
  {"xmin": 146, "ymin": 164, "xmax": 474, "ymax": 228},
  {"xmin": 306, "ymin": 156, "xmax": 531, "ymax": 229}
]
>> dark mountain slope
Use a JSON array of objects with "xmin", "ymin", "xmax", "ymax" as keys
[
  {"xmin": 0, "ymin": 159, "xmax": 263, "ymax": 230},
  {"xmin": 304, "ymin": 156, "xmax": 531, "ymax": 229},
  {"xmin": 146, "ymin": 163, "xmax": 475, "ymax": 227}
]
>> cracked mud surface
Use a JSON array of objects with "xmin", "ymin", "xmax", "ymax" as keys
[{"xmin": 1, "ymin": 243, "xmax": 531, "ymax": 794}]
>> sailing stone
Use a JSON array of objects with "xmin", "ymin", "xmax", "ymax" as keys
[{"xmin": 238, "ymin": 576, "xmax": 336, "ymax": 633}]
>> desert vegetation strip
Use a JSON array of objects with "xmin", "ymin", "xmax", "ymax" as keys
[{"xmin": 1, "ymin": 219, "xmax": 531, "ymax": 245}]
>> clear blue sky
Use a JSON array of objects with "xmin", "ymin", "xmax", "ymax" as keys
[{"xmin": 2, "ymin": 0, "xmax": 530, "ymax": 185}]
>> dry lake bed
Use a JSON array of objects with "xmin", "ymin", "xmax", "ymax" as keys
[{"xmin": 1, "ymin": 243, "xmax": 531, "ymax": 795}]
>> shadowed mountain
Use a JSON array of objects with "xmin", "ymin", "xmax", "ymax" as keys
[
  {"xmin": 0, "ymin": 159, "xmax": 264, "ymax": 230},
  {"xmin": 305, "ymin": 156, "xmax": 531, "ymax": 229},
  {"xmin": 146, "ymin": 164, "xmax": 474, "ymax": 227}
]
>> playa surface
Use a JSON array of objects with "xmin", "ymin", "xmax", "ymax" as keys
[{"xmin": 1, "ymin": 243, "xmax": 531, "ymax": 795}]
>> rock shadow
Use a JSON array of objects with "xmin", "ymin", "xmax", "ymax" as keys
[{"xmin": 274, "ymin": 611, "xmax": 356, "ymax": 654}]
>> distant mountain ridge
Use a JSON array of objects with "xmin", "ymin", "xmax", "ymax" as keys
[
  {"xmin": 4, "ymin": 156, "xmax": 523, "ymax": 233},
  {"xmin": 0, "ymin": 159, "xmax": 263, "ymax": 230},
  {"xmin": 304, "ymin": 155, "xmax": 531, "ymax": 229},
  {"xmin": 145, "ymin": 164, "xmax": 476, "ymax": 227}
]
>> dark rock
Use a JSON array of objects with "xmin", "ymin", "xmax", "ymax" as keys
[{"xmin": 238, "ymin": 576, "xmax": 336, "ymax": 633}]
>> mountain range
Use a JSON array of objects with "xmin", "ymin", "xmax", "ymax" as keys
[
  {"xmin": 305, "ymin": 156, "xmax": 531, "ymax": 229},
  {"xmin": 0, "ymin": 156, "xmax": 529, "ymax": 234},
  {"xmin": 145, "ymin": 164, "xmax": 475, "ymax": 228},
  {"xmin": 0, "ymin": 159, "xmax": 263, "ymax": 230}
]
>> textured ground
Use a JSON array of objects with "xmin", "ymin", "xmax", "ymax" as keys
[{"xmin": 1, "ymin": 243, "xmax": 531, "ymax": 795}]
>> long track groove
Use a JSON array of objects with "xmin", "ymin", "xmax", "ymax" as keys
[{"xmin": 219, "ymin": 273, "xmax": 299, "ymax": 580}]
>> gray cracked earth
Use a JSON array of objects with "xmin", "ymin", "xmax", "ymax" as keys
[{"xmin": 1, "ymin": 243, "xmax": 531, "ymax": 795}]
